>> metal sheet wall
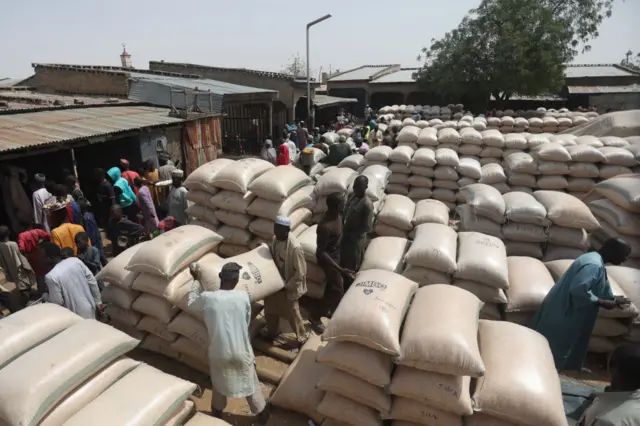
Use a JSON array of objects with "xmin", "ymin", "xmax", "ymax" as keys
[{"xmin": 183, "ymin": 116, "xmax": 222, "ymax": 174}]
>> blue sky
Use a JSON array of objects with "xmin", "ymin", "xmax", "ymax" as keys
[{"xmin": 1, "ymin": 0, "xmax": 638, "ymax": 78}]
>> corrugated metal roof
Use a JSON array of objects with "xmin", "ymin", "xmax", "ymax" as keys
[
  {"xmin": 0, "ymin": 90, "xmax": 134, "ymax": 112},
  {"xmin": 149, "ymin": 61, "xmax": 317, "ymax": 82},
  {"xmin": 0, "ymin": 105, "xmax": 183, "ymax": 154},
  {"xmin": 371, "ymin": 68, "xmax": 419, "ymax": 84},
  {"xmin": 564, "ymin": 64, "xmax": 639, "ymax": 78},
  {"xmin": 0, "ymin": 78, "xmax": 25, "ymax": 87},
  {"xmin": 328, "ymin": 65, "xmax": 398, "ymax": 82},
  {"xmin": 489, "ymin": 93, "xmax": 566, "ymax": 101},
  {"xmin": 568, "ymin": 85, "xmax": 640, "ymax": 94},
  {"xmin": 314, "ymin": 95, "xmax": 358, "ymax": 108}
]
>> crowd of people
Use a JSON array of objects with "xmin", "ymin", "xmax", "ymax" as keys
[{"xmin": 0, "ymin": 154, "xmax": 192, "ymax": 317}]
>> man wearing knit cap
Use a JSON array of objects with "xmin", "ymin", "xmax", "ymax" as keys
[
  {"xmin": 263, "ymin": 215, "xmax": 308, "ymax": 345},
  {"xmin": 167, "ymin": 169, "xmax": 189, "ymax": 226},
  {"xmin": 32, "ymin": 173, "xmax": 51, "ymax": 231}
]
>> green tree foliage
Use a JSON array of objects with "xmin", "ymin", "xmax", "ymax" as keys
[{"xmin": 621, "ymin": 50, "xmax": 640, "ymax": 70}]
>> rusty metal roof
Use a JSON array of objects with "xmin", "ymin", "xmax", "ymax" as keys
[
  {"xmin": 0, "ymin": 105, "xmax": 183, "ymax": 154},
  {"xmin": 0, "ymin": 90, "xmax": 135, "ymax": 112}
]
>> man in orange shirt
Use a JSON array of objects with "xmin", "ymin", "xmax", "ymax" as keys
[{"xmin": 49, "ymin": 204, "xmax": 88, "ymax": 255}]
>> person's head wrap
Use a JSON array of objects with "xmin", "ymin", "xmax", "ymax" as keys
[
  {"xmin": 171, "ymin": 169, "xmax": 184, "ymax": 179},
  {"xmin": 275, "ymin": 215, "xmax": 292, "ymax": 227},
  {"xmin": 35, "ymin": 173, "xmax": 46, "ymax": 182}
]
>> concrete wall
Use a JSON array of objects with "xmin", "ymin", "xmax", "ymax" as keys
[
  {"xmin": 31, "ymin": 66, "xmax": 128, "ymax": 96},
  {"xmin": 589, "ymin": 93, "xmax": 640, "ymax": 112}
]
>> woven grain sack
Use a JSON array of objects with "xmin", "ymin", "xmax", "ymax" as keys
[
  {"xmin": 216, "ymin": 243, "xmax": 249, "ymax": 257},
  {"xmin": 183, "ymin": 159, "xmax": 235, "ymax": 193},
  {"xmin": 317, "ymin": 369, "xmax": 391, "ymax": 413},
  {"xmin": 38, "ymin": 358, "xmax": 141, "ymax": 426},
  {"xmin": 502, "ymin": 222, "xmax": 546, "ymax": 243},
  {"xmin": 472, "ymin": 118, "xmax": 487, "ymax": 131},
  {"xmin": 171, "ymin": 336, "xmax": 207, "ymax": 363},
  {"xmin": 437, "ymin": 128, "xmax": 461, "ymax": 144},
  {"xmin": 389, "ymin": 173, "xmax": 410, "ymax": 185},
  {"xmin": 567, "ymin": 145, "xmax": 605, "ymax": 163},
  {"xmin": 405, "ymin": 223, "xmax": 457, "ymax": 273},
  {"xmin": 594, "ymin": 175, "xmax": 640, "ymax": 213},
  {"xmin": 600, "ymin": 147, "xmax": 637, "ymax": 167},
  {"xmin": 506, "ymin": 172, "xmax": 537, "ymax": 188},
  {"xmin": 600, "ymin": 136, "xmax": 630, "ymax": 148},
  {"xmin": 526, "ymin": 133, "xmax": 549, "ymax": 147},
  {"xmin": 186, "ymin": 190, "xmax": 213, "ymax": 207},
  {"xmin": 0, "ymin": 320, "xmax": 139, "ymax": 426},
  {"xmin": 390, "ymin": 145, "xmax": 415, "ymax": 163},
  {"xmin": 547, "ymin": 226, "xmax": 588, "ymax": 249},
  {"xmin": 361, "ymin": 237, "xmax": 409, "ymax": 273},
  {"xmin": 533, "ymin": 191, "xmax": 599, "ymax": 230},
  {"xmin": 397, "ymin": 125, "xmax": 420, "ymax": 143},
  {"xmin": 454, "ymin": 279, "xmax": 507, "ymax": 304},
  {"xmin": 375, "ymin": 221, "xmax": 408, "ymax": 237},
  {"xmin": 191, "ymin": 219, "xmax": 218, "ymax": 232},
  {"xmin": 211, "ymin": 158, "xmax": 274, "ymax": 193},
  {"xmin": 467, "ymin": 413, "xmax": 521, "ymax": 426},
  {"xmin": 473, "ymin": 320, "xmax": 566, "ymax": 426},
  {"xmin": 163, "ymin": 400, "xmax": 195, "ymax": 426},
  {"xmin": 434, "ymin": 166, "xmax": 459, "ymax": 181},
  {"xmin": 248, "ymin": 165, "xmax": 312, "ymax": 201},
  {"xmin": 297, "ymin": 224, "xmax": 318, "ymax": 264},
  {"xmin": 505, "ymin": 152, "xmax": 538, "ymax": 174},
  {"xmin": 410, "ymin": 166, "xmax": 435, "ymax": 178},
  {"xmin": 316, "ymin": 340, "xmax": 393, "ymax": 388},
  {"xmin": 456, "ymin": 232, "xmax": 509, "ymax": 289},
  {"xmin": 458, "ymin": 183, "xmax": 506, "ymax": 223},
  {"xmin": 460, "ymin": 127, "xmax": 483, "ymax": 145},
  {"xmin": 136, "ymin": 316, "xmax": 179, "ymax": 341},
  {"xmin": 575, "ymin": 135, "xmax": 603, "ymax": 147},
  {"xmin": 389, "ymin": 366, "xmax": 472, "ymax": 416},
  {"xmin": 606, "ymin": 266, "xmax": 640, "ymax": 324},
  {"xmin": 538, "ymin": 161, "xmax": 569, "ymax": 176},
  {"xmin": 315, "ymin": 167, "xmax": 357, "ymax": 195},
  {"xmin": 390, "ymin": 162, "xmax": 412, "ymax": 174},
  {"xmin": 459, "ymin": 143, "xmax": 483, "ymax": 156},
  {"xmin": 323, "ymin": 132, "xmax": 339, "ymax": 144},
  {"xmin": 543, "ymin": 245, "xmax": 585, "ymax": 262},
  {"xmin": 317, "ymin": 392, "xmax": 382, "ymax": 426},
  {"xmin": 412, "ymin": 199, "xmax": 449, "ymax": 226},
  {"xmin": 569, "ymin": 162, "xmax": 600, "ymax": 178},
  {"xmin": 533, "ymin": 143, "xmax": 571, "ymax": 162},
  {"xmin": 366, "ymin": 145, "xmax": 394, "ymax": 162},
  {"xmin": 132, "ymin": 293, "xmax": 180, "ymax": 324},
  {"xmin": 213, "ymin": 212, "xmax": 252, "ymax": 232},
  {"xmin": 417, "ymin": 128, "xmax": 438, "ymax": 146},
  {"xmin": 479, "ymin": 163, "xmax": 506, "ymax": 184},
  {"xmin": 378, "ymin": 195, "xmax": 415, "ymax": 231},
  {"xmin": 96, "ymin": 243, "xmax": 144, "ymax": 288},
  {"xmin": 567, "ymin": 177, "xmax": 595, "ymax": 193},
  {"xmin": 537, "ymin": 176, "xmax": 568, "ymax": 190},
  {"xmin": 407, "ymin": 188, "xmax": 433, "ymax": 201},
  {"xmin": 398, "ymin": 285, "xmax": 484, "ymax": 376},
  {"xmin": 140, "ymin": 334, "xmax": 181, "ymax": 359},
  {"xmin": 480, "ymin": 147, "xmax": 503, "ymax": 159},
  {"xmin": 593, "ymin": 318, "xmax": 629, "ymax": 337},
  {"xmin": 385, "ymin": 184, "xmax": 409, "ymax": 196},
  {"xmin": 599, "ymin": 165, "xmax": 633, "ymax": 179},
  {"xmin": 456, "ymin": 205, "xmax": 502, "ymax": 238},
  {"xmin": 338, "ymin": 153, "xmax": 365, "ymax": 169},
  {"xmin": 210, "ymin": 190, "xmax": 257, "ymax": 214},
  {"xmin": 506, "ymin": 257, "xmax": 555, "ymax": 312},
  {"xmin": 270, "ymin": 333, "xmax": 328, "ymax": 423},
  {"xmin": 104, "ymin": 304, "xmax": 142, "ymax": 327},
  {"xmin": 402, "ymin": 265, "xmax": 451, "ymax": 286},
  {"xmin": 504, "ymin": 133, "xmax": 527, "ymax": 149},
  {"xmin": 63, "ymin": 364, "xmax": 196, "ymax": 426},
  {"xmin": 185, "ymin": 204, "xmax": 218, "ymax": 225},
  {"xmin": 410, "ymin": 149, "xmax": 436, "ymax": 169},
  {"xmin": 322, "ymin": 269, "xmax": 417, "ymax": 355},
  {"xmin": 185, "ymin": 413, "xmax": 233, "ymax": 426},
  {"xmin": 389, "ymin": 397, "xmax": 462, "ymax": 426},
  {"xmin": 168, "ymin": 311, "xmax": 208, "ymax": 348},
  {"xmin": 102, "ymin": 283, "xmax": 139, "ymax": 310},
  {"xmin": 132, "ymin": 267, "xmax": 190, "ymax": 300},
  {"xmin": 126, "ymin": 225, "xmax": 223, "ymax": 278},
  {"xmin": 482, "ymin": 129, "xmax": 505, "ymax": 148},
  {"xmin": 457, "ymin": 157, "xmax": 481, "ymax": 179},
  {"xmin": 435, "ymin": 148, "xmax": 459, "ymax": 167},
  {"xmin": 0, "ymin": 303, "xmax": 81, "ymax": 370}
]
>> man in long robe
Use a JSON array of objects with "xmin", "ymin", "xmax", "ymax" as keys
[
  {"xmin": 0, "ymin": 225, "xmax": 35, "ymax": 307},
  {"xmin": 341, "ymin": 175, "xmax": 374, "ymax": 287},
  {"xmin": 32, "ymin": 173, "xmax": 52, "ymax": 231},
  {"xmin": 134, "ymin": 177, "xmax": 159, "ymax": 234},
  {"xmin": 531, "ymin": 238, "xmax": 632, "ymax": 371},
  {"xmin": 167, "ymin": 170, "xmax": 189, "ymax": 226}
]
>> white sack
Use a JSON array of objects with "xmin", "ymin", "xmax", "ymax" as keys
[{"xmin": 211, "ymin": 158, "xmax": 274, "ymax": 193}]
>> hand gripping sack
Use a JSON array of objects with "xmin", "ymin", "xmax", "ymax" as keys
[
  {"xmin": 210, "ymin": 158, "xmax": 274, "ymax": 193},
  {"xmin": 248, "ymin": 165, "xmax": 312, "ymax": 201},
  {"xmin": 96, "ymin": 243, "xmax": 144, "ymax": 288},
  {"xmin": 126, "ymin": 225, "xmax": 223, "ymax": 278},
  {"xmin": 388, "ymin": 397, "xmax": 463, "ymax": 426},
  {"xmin": 593, "ymin": 175, "xmax": 640, "ymax": 213},
  {"xmin": 397, "ymin": 285, "xmax": 485, "ymax": 377},
  {"xmin": 317, "ymin": 392, "xmax": 382, "ymax": 426},
  {"xmin": 606, "ymin": 266, "xmax": 640, "ymax": 324},
  {"xmin": 315, "ymin": 167, "xmax": 358, "ymax": 196},
  {"xmin": 405, "ymin": 223, "xmax": 457, "ymax": 273},
  {"xmin": 0, "ymin": 303, "xmax": 81, "ymax": 370},
  {"xmin": 505, "ymin": 257, "xmax": 555, "ymax": 313},
  {"xmin": 472, "ymin": 320, "xmax": 567, "ymax": 426},
  {"xmin": 532, "ymin": 191, "xmax": 599, "ymax": 230},
  {"xmin": 183, "ymin": 158, "xmax": 235, "ymax": 193},
  {"xmin": 412, "ymin": 199, "xmax": 449, "ymax": 226},
  {"xmin": 502, "ymin": 192, "xmax": 548, "ymax": 226},
  {"xmin": 63, "ymin": 364, "xmax": 197, "ymax": 426},
  {"xmin": 456, "ymin": 232, "xmax": 509, "ymax": 289},
  {"xmin": 377, "ymin": 194, "xmax": 416, "ymax": 231},
  {"xmin": 458, "ymin": 183, "xmax": 506, "ymax": 223},
  {"xmin": 0, "ymin": 320, "xmax": 139, "ymax": 426},
  {"xmin": 322, "ymin": 269, "xmax": 418, "ymax": 356},
  {"xmin": 316, "ymin": 340, "xmax": 393, "ymax": 388},
  {"xmin": 317, "ymin": 368, "xmax": 391, "ymax": 413},
  {"xmin": 360, "ymin": 237, "xmax": 409, "ymax": 273}
]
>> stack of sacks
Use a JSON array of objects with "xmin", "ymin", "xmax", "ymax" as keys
[
  {"xmin": 408, "ymin": 147, "xmax": 436, "ymax": 202},
  {"xmin": 528, "ymin": 116, "xmax": 544, "ymax": 133},
  {"xmin": 390, "ymin": 285, "xmax": 484, "ymax": 425},
  {"xmin": 208, "ymin": 158, "xmax": 274, "ymax": 255},
  {"xmin": 598, "ymin": 145, "xmax": 636, "ymax": 180},
  {"xmin": 396, "ymin": 125, "xmax": 421, "ymax": 150},
  {"xmin": 533, "ymin": 191, "xmax": 598, "ymax": 261},
  {"xmin": 458, "ymin": 127, "xmax": 483, "ymax": 161},
  {"xmin": 313, "ymin": 167, "xmax": 357, "ymax": 222},
  {"xmin": 457, "ymin": 184, "xmax": 505, "ymax": 238},
  {"xmin": 454, "ymin": 232, "xmax": 509, "ymax": 320},
  {"xmin": 357, "ymin": 164, "xmax": 391, "ymax": 208},
  {"xmin": 502, "ymin": 192, "xmax": 549, "ymax": 258},
  {"xmin": 589, "ymin": 176, "xmax": 640, "ymax": 268},
  {"xmin": 566, "ymin": 142, "xmax": 605, "ymax": 198},
  {"xmin": 337, "ymin": 153, "xmax": 365, "ymax": 171},
  {"xmin": 125, "ymin": 225, "xmax": 223, "ymax": 359},
  {"xmin": 323, "ymin": 131, "xmax": 340, "ymax": 145},
  {"xmin": 246, "ymin": 165, "xmax": 313, "ymax": 242},
  {"xmin": 499, "ymin": 115, "xmax": 516, "ymax": 133},
  {"xmin": 467, "ymin": 320, "xmax": 567, "ymax": 426},
  {"xmin": 456, "ymin": 157, "xmax": 482, "ymax": 191},
  {"xmin": 317, "ymin": 270, "xmax": 418, "ymax": 425},
  {"xmin": 296, "ymin": 224, "xmax": 326, "ymax": 299},
  {"xmin": 437, "ymin": 127, "xmax": 461, "ymax": 151},
  {"xmin": 472, "ymin": 116, "xmax": 487, "ymax": 131},
  {"xmin": 514, "ymin": 117, "xmax": 530, "ymax": 132},
  {"xmin": 606, "ymin": 266, "xmax": 640, "ymax": 343},
  {"xmin": 541, "ymin": 115, "xmax": 559, "ymax": 133},
  {"xmin": 479, "ymin": 163, "xmax": 509, "ymax": 193},
  {"xmin": 183, "ymin": 158, "xmax": 235, "ymax": 230},
  {"xmin": 403, "ymin": 223, "xmax": 457, "ymax": 286},
  {"xmin": 387, "ymin": 145, "xmax": 415, "ymax": 195},
  {"xmin": 530, "ymin": 142, "xmax": 572, "ymax": 191},
  {"xmin": 364, "ymin": 145, "xmax": 393, "ymax": 168},
  {"xmin": 486, "ymin": 116, "xmax": 501, "ymax": 130},
  {"xmin": 360, "ymin": 237, "xmax": 410, "ymax": 273},
  {"xmin": 504, "ymin": 256, "xmax": 556, "ymax": 325},
  {"xmin": 433, "ymin": 147, "xmax": 460, "ymax": 209},
  {"xmin": 546, "ymin": 259, "xmax": 639, "ymax": 354},
  {"xmin": 480, "ymin": 129, "xmax": 505, "ymax": 165},
  {"xmin": 375, "ymin": 194, "xmax": 415, "ymax": 238},
  {"xmin": 503, "ymin": 151, "xmax": 539, "ymax": 194},
  {"xmin": 411, "ymin": 199, "xmax": 450, "ymax": 228}
]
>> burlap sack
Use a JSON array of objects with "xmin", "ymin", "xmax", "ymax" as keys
[
  {"xmin": 270, "ymin": 333, "xmax": 328, "ymax": 423},
  {"xmin": 168, "ymin": 311, "xmax": 208, "ymax": 348},
  {"xmin": 389, "ymin": 366, "xmax": 472, "ymax": 415},
  {"xmin": 410, "ymin": 165, "xmax": 435, "ymax": 178},
  {"xmin": 317, "ymin": 392, "xmax": 382, "ymax": 426},
  {"xmin": 567, "ymin": 145, "xmax": 605, "ymax": 162},
  {"xmin": 472, "ymin": 320, "xmax": 567, "ymax": 426},
  {"xmin": 412, "ymin": 200, "xmax": 449, "ymax": 226},
  {"xmin": 248, "ymin": 165, "xmax": 312, "ymax": 201},
  {"xmin": 388, "ymin": 397, "xmax": 462, "ymax": 426},
  {"xmin": 185, "ymin": 204, "xmax": 219, "ymax": 225},
  {"xmin": 0, "ymin": 304, "xmax": 81, "ymax": 370},
  {"xmin": 479, "ymin": 164, "xmax": 506, "ymax": 185},
  {"xmin": 502, "ymin": 192, "xmax": 548, "ymax": 225},
  {"xmin": 197, "ymin": 244, "xmax": 285, "ymax": 301},
  {"xmin": 377, "ymin": 195, "xmax": 415, "ymax": 231},
  {"xmin": 246, "ymin": 185, "xmax": 315, "ymax": 220},
  {"xmin": 405, "ymin": 223, "xmax": 457, "ymax": 273},
  {"xmin": 507, "ymin": 172, "xmax": 537, "ymax": 188},
  {"xmin": 407, "ymin": 174, "xmax": 433, "ymax": 189},
  {"xmin": 390, "ymin": 145, "xmax": 415, "ymax": 164},
  {"xmin": 63, "ymin": 364, "xmax": 197, "ymax": 426},
  {"xmin": 101, "ymin": 284, "xmax": 140, "ymax": 310},
  {"xmin": 417, "ymin": 128, "xmax": 438, "ymax": 146},
  {"xmin": 213, "ymin": 209, "xmax": 252, "ymax": 229},
  {"xmin": 505, "ymin": 152, "xmax": 538, "ymax": 174},
  {"xmin": 505, "ymin": 241, "xmax": 543, "ymax": 258},
  {"xmin": 191, "ymin": 219, "xmax": 218, "ymax": 232},
  {"xmin": 104, "ymin": 305, "xmax": 142, "ymax": 327},
  {"xmin": 398, "ymin": 285, "xmax": 485, "ymax": 377},
  {"xmin": 131, "ymin": 259, "xmax": 207, "ymax": 299},
  {"xmin": 569, "ymin": 162, "xmax": 600, "ymax": 178},
  {"xmin": 506, "ymin": 256, "xmax": 555, "ymax": 312},
  {"xmin": 217, "ymin": 243, "xmax": 250, "ymax": 258},
  {"xmin": 315, "ymin": 168, "xmax": 358, "ymax": 196},
  {"xmin": 547, "ymin": 226, "xmax": 588, "ymax": 249},
  {"xmin": 339, "ymin": 153, "xmax": 365, "ymax": 169},
  {"xmin": 501, "ymin": 222, "xmax": 546, "ymax": 243},
  {"xmin": 606, "ymin": 266, "xmax": 640, "ymax": 324},
  {"xmin": 458, "ymin": 184, "xmax": 506, "ymax": 223},
  {"xmin": 600, "ymin": 147, "xmax": 637, "ymax": 167},
  {"xmin": 453, "ymin": 280, "xmax": 507, "ymax": 304},
  {"xmin": 210, "ymin": 158, "xmax": 274, "ymax": 193},
  {"xmin": 140, "ymin": 334, "xmax": 181, "ymax": 359},
  {"xmin": 532, "ymin": 191, "xmax": 599, "ymax": 230},
  {"xmin": 171, "ymin": 336, "xmax": 207, "ymax": 364},
  {"xmin": 402, "ymin": 266, "xmax": 451, "ymax": 286},
  {"xmin": 366, "ymin": 145, "xmax": 394, "ymax": 162},
  {"xmin": 566, "ymin": 177, "xmax": 595, "ymax": 193},
  {"xmin": 593, "ymin": 175, "xmax": 640, "ymax": 213},
  {"xmin": 590, "ymin": 198, "xmax": 640, "ymax": 236},
  {"xmin": 136, "ymin": 316, "xmax": 179, "ymax": 342},
  {"xmin": 126, "ymin": 226, "xmax": 223, "ymax": 278},
  {"xmin": 460, "ymin": 127, "xmax": 483, "ymax": 145},
  {"xmin": 96, "ymin": 243, "xmax": 143, "ymax": 288},
  {"xmin": 407, "ymin": 187, "xmax": 433, "ymax": 201},
  {"xmin": 184, "ymin": 158, "xmax": 235, "ymax": 193},
  {"xmin": 361, "ymin": 237, "xmax": 409, "ymax": 273},
  {"xmin": 412, "ymin": 148, "xmax": 437, "ymax": 166},
  {"xmin": 456, "ymin": 232, "xmax": 509, "ymax": 289},
  {"xmin": 322, "ymin": 269, "xmax": 418, "ymax": 356},
  {"xmin": 317, "ymin": 369, "xmax": 391, "ymax": 413},
  {"xmin": 533, "ymin": 143, "xmax": 571, "ymax": 162},
  {"xmin": 434, "ymin": 166, "xmax": 459, "ymax": 182},
  {"xmin": 0, "ymin": 320, "xmax": 139, "ymax": 426},
  {"xmin": 375, "ymin": 222, "xmax": 408, "ymax": 238},
  {"xmin": 132, "ymin": 293, "xmax": 180, "ymax": 324},
  {"xmin": 316, "ymin": 340, "xmax": 393, "ymax": 388},
  {"xmin": 537, "ymin": 176, "xmax": 568, "ymax": 191},
  {"xmin": 210, "ymin": 190, "xmax": 256, "ymax": 213},
  {"xmin": 456, "ymin": 205, "xmax": 502, "ymax": 238}
]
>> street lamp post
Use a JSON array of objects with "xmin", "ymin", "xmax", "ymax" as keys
[{"xmin": 306, "ymin": 14, "xmax": 332, "ymax": 127}]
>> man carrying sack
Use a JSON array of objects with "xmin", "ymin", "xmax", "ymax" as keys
[{"xmin": 262, "ymin": 215, "xmax": 308, "ymax": 346}]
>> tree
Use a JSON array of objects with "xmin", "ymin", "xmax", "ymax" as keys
[
  {"xmin": 621, "ymin": 50, "xmax": 640, "ymax": 70},
  {"xmin": 281, "ymin": 53, "xmax": 307, "ymax": 78}
]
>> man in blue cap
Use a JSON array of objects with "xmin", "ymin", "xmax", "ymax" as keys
[{"xmin": 262, "ymin": 215, "xmax": 308, "ymax": 346}]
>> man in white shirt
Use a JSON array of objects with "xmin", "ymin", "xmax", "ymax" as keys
[
  {"xmin": 167, "ymin": 169, "xmax": 189, "ymax": 226},
  {"xmin": 283, "ymin": 133, "xmax": 298, "ymax": 163},
  {"xmin": 368, "ymin": 124, "xmax": 383, "ymax": 148},
  {"xmin": 32, "ymin": 173, "xmax": 52, "ymax": 231}
]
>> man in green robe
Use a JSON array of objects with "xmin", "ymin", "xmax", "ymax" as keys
[
  {"xmin": 531, "ymin": 238, "xmax": 631, "ymax": 371},
  {"xmin": 321, "ymin": 137, "xmax": 352, "ymax": 166}
]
